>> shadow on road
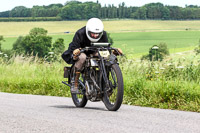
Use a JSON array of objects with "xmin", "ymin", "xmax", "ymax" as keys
[{"xmin": 50, "ymin": 105, "xmax": 107, "ymax": 111}]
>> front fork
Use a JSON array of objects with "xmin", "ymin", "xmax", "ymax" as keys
[{"xmin": 98, "ymin": 51, "xmax": 110, "ymax": 92}]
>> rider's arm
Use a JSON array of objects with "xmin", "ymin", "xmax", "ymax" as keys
[
  {"xmin": 70, "ymin": 31, "xmax": 82, "ymax": 51},
  {"xmin": 62, "ymin": 31, "xmax": 82, "ymax": 64}
]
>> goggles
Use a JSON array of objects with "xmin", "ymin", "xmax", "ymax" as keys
[{"xmin": 88, "ymin": 31, "xmax": 103, "ymax": 39}]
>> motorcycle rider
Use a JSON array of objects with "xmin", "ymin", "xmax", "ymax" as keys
[{"xmin": 62, "ymin": 18, "xmax": 122, "ymax": 93}]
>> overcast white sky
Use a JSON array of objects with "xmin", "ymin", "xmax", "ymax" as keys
[{"xmin": 0, "ymin": 0, "xmax": 200, "ymax": 12}]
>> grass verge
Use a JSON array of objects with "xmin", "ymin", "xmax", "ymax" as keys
[{"xmin": 0, "ymin": 52, "xmax": 200, "ymax": 112}]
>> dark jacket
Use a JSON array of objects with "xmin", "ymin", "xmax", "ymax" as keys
[{"xmin": 62, "ymin": 26, "xmax": 108, "ymax": 64}]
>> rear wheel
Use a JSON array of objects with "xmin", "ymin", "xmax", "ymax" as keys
[
  {"xmin": 103, "ymin": 64, "xmax": 124, "ymax": 111},
  {"xmin": 70, "ymin": 66, "xmax": 88, "ymax": 107}
]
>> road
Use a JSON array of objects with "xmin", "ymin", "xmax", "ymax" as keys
[{"xmin": 0, "ymin": 92, "xmax": 200, "ymax": 133}]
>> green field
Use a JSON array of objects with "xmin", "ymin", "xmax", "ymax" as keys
[
  {"xmin": 1, "ymin": 20, "xmax": 200, "ymax": 57},
  {"xmin": 2, "ymin": 31, "xmax": 199, "ymax": 57},
  {"xmin": 1, "ymin": 20, "xmax": 200, "ymax": 36}
]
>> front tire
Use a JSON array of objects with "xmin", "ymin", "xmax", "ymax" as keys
[{"xmin": 103, "ymin": 64, "xmax": 124, "ymax": 111}]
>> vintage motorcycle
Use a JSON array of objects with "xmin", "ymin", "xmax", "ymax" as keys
[{"xmin": 62, "ymin": 43, "xmax": 124, "ymax": 111}]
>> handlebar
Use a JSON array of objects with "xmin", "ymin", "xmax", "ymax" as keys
[
  {"xmin": 79, "ymin": 47, "xmax": 123, "ymax": 56},
  {"xmin": 80, "ymin": 47, "xmax": 111, "ymax": 52}
]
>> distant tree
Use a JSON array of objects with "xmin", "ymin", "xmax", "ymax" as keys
[
  {"xmin": 97, "ymin": 2, "xmax": 101, "ymax": 18},
  {"xmin": 145, "ymin": 3, "xmax": 164, "ymax": 19},
  {"xmin": 161, "ymin": 7, "xmax": 170, "ymax": 20},
  {"xmin": 47, "ymin": 4, "xmax": 63, "ymax": 8},
  {"xmin": 182, "ymin": 8, "xmax": 197, "ymax": 19},
  {"xmin": 64, "ymin": 0, "xmax": 81, "ymax": 6},
  {"xmin": 118, "ymin": 3, "xmax": 123, "ymax": 18},
  {"xmin": 130, "ymin": 7, "xmax": 138, "ymax": 18},
  {"xmin": 121, "ymin": 2, "xmax": 127, "ymax": 18},
  {"xmin": 2, "ymin": 1, "xmax": 200, "ymax": 20},
  {"xmin": 101, "ymin": 5, "xmax": 108, "ymax": 18},
  {"xmin": 31, "ymin": 5, "xmax": 61, "ymax": 17},
  {"xmin": 60, "ymin": 2, "xmax": 82, "ymax": 19},
  {"xmin": 186, "ymin": 5, "xmax": 199, "ymax": 8},
  {"xmin": 132, "ymin": 6, "xmax": 147, "ymax": 19},
  {"xmin": 0, "ymin": 11, "xmax": 10, "ymax": 17},
  {"xmin": 83, "ymin": 2, "xmax": 99, "ymax": 19},
  {"xmin": 167, "ymin": 6, "xmax": 183, "ymax": 20},
  {"xmin": 10, "ymin": 6, "xmax": 31, "ymax": 17},
  {"xmin": 61, "ymin": 1, "xmax": 100, "ymax": 20}
]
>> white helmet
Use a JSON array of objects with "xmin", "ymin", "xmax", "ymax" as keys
[{"xmin": 86, "ymin": 18, "xmax": 104, "ymax": 42}]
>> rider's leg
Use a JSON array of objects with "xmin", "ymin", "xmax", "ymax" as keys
[
  {"xmin": 71, "ymin": 53, "xmax": 86, "ymax": 93},
  {"xmin": 75, "ymin": 53, "xmax": 87, "ymax": 71}
]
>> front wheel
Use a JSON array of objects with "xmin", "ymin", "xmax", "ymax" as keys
[{"xmin": 103, "ymin": 64, "xmax": 124, "ymax": 111}]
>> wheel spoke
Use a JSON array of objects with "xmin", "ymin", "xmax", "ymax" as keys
[{"xmin": 110, "ymin": 69, "xmax": 117, "ymax": 88}]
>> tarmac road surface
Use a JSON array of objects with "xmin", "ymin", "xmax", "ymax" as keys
[{"xmin": 0, "ymin": 92, "xmax": 200, "ymax": 133}]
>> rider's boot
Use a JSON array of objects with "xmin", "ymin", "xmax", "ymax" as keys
[{"xmin": 71, "ymin": 71, "xmax": 80, "ymax": 94}]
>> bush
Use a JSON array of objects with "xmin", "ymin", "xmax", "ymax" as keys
[
  {"xmin": 12, "ymin": 36, "xmax": 24, "ymax": 53},
  {"xmin": 52, "ymin": 38, "xmax": 65, "ymax": 54},
  {"xmin": 141, "ymin": 43, "xmax": 169, "ymax": 61},
  {"xmin": 12, "ymin": 28, "xmax": 65, "ymax": 61},
  {"xmin": 107, "ymin": 32, "xmax": 114, "ymax": 44},
  {"xmin": 44, "ymin": 38, "xmax": 65, "ymax": 62},
  {"xmin": 13, "ymin": 28, "xmax": 52, "ymax": 58},
  {"xmin": 141, "ymin": 54, "xmax": 149, "ymax": 60},
  {"xmin": 194, "ymin": 39, "xmax": 200, "ymax": 55},
  {"xmin": 0, "ymin": 36, "xmax": 4, "ymax": 51},
  {"xmin": 159, "ymin": 43, "xmax": 170, "ymax": 55}
]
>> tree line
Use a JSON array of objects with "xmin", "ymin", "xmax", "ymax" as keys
[{"xmin": 0, "ymin": 1, "xmax": 200, "ymax": 20}]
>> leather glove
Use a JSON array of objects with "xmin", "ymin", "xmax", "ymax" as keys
[
  {"xmin": 73, "ymin": 48, "xmax": 81, "ymax": 56},
  {"xmin": 113, "ymin": 48, "xmax": 123, "ymax": 55},
  {"xmin": 73, "ymin": 48, "xmax": 81, "ymax": 60},
  {"xmin": 117, "ymin": 48, "xmax": 123, "ymax": 55}
]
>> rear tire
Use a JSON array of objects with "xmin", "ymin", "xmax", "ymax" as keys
[
  {"xmin": 103, "ymin": 64, "xmax": 124, "ymax": 111},
  {"xmin": 70, "ymin": 66, "xmax": 88, "ymax": 107},
  {"xmin": 71, "ymin": 94, "xmax": 87, "ymax": 107}
]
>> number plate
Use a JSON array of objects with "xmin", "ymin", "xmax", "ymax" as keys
[{"xmin": 99, "ymin": 50, "xmax": 110, "ymax": 58}]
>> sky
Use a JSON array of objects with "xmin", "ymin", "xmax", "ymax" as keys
[{"xmin": 0, "ymin": 0, "xmax": 200, "ymax": 12}]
